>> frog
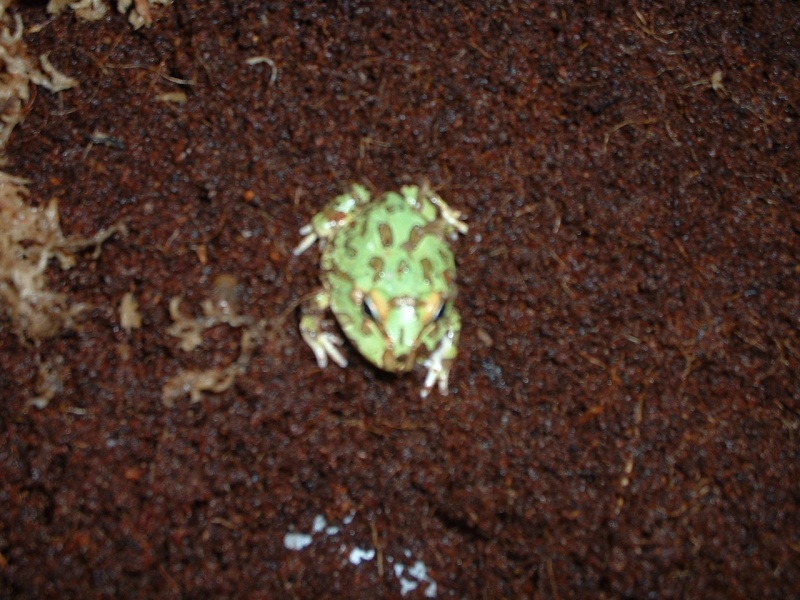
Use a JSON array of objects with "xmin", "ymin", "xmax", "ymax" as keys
[{"xmin": 293, "ymin": 181, "xmax": 468, "ymax": 398}]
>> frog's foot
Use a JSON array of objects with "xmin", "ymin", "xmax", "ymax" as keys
[
  {"xmin": 293, "ymin": 224, "xmax": 319, "ymax": 256},
  {"xmin": 298, "ymin": 290, "xmax": 348, "ymax": 369},
  {"xmin": 420, "ymin": 331, "xmax": 457, "ymax": 398},
  {"xmin": 436, "ymin": 200, "xmax": 469, "ymax": 236},
  {"xmin": 301, "ymin": 325, "xmax": 348, "ymax": 369}
]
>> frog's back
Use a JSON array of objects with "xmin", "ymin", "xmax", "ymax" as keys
[{"xmin": 322, "ymin": 192, "xmax": 455, "ymax": 300}]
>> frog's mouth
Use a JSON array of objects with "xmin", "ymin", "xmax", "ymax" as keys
[{"xmin": 382, "ymin": 348, "xmax": 418, "ymax": 372}]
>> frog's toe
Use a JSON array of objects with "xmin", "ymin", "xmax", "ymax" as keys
[
  {"xmin": 293, "ymin": 226, "xmax": 319, "ymax": 255},
  {"xmin": 443, "ymin": 208, "xmax": 468, "ymax": 235},
  {"xmin": 421, "ymin": 356, "xmax": 449, "ymax": 398},
  {"xmin": 437, "ymin": 373, "xmax": 450, "ymax": 396},
  {"xmin": 320, "ymin": 333, "xmax": 347, "ymax": 368}
]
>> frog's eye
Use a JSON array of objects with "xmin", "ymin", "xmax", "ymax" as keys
[
  {"xmin": 433, "ymin": 301, "xmax": 447, "ymax": 322},
  {"xmin": 363, "ymin": 296, "xmax": 379, "ymax": 321},
  {"xmin": 363, "ymin": 292, "xmax": 390, "ymax": 323},
  {"xmin": 420, "ymin": 292, "xmax": 445, "ymax": 324}
]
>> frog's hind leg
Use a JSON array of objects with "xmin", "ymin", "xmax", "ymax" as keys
[{"xmin": 299, "ymin": 289, "xmax": 348, "ymax": 369}]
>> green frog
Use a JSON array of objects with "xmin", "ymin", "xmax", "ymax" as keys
[{"xmin": 293, "ymin": 182, "xmax": 468, "ymax": 397}]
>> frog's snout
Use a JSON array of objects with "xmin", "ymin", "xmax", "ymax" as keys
[{"xmin": 383, "ymin": 350, "xmax": 415, "ymax": 372}]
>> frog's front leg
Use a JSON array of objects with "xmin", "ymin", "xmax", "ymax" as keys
[
  {"xmin": 420, "ymin": 312, "xmax": 462, "ymax": 398},
  {"xmin": 299, "ymin": 289, "xmax": 348, "ymax": 369},
  {"xmin": 293, "ymin": 184, "xmax": 372, "ymax": 255}
]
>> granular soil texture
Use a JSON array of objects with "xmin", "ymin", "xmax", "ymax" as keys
[{"xmin": 2, "ymin": 1, "xmax": 799, "ymax": 598}]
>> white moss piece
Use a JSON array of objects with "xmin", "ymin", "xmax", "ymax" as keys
[
  {"xmin": 161, "ymin": 368, "xmax": 236, "ymax": 406},
  {"xmin": 0, "ymin": 173, "xmax": 125, "ymax": 341},
  {"xmin": 46, "ymin": 0, "xmax": 172, "ymax": 29},
  {"xmin": 0, "ymin": 175, "xmax": 81, "ymax": 340},
  {"xmin": 119, "ymin": 291, "xmax": 142, "ymax": 333},
  {"xmin": 28, "ymin": 356, "xmax": 66, "ymax": 409},
  {"xmin": 47, "ymin": 0, "xmax": 108, "ymax": 21},
  {"xmin": 163, "ymin": 294, "xmax": 260, "ymax": 405},
  {"xmin": 0, "ymin": 7, "xmax": 78, "ymax": 150},
  {"xmin": 118, "ymin": 0, "xmax": 172, "ymax": 30}
]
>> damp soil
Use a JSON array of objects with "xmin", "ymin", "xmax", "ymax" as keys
[{"xmin": 2, "ymin": 2, "xmax": 799, "ymax": 598}]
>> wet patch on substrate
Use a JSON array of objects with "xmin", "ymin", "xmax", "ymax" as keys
[{"xmin": 2, "ymin": 2, "xmax": 798, "ymax": 598}]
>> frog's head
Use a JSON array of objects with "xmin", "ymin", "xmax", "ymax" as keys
[{"xmin": 347, "ymin": 288, "xmax": 449, "ymax": 373}]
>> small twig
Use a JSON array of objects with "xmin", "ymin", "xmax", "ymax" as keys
[
  {"xmin": 246, "ymin": 56, "xmax": 278, "ymax": 86},
  {"xmin": 369, "ymin": 520, "xmax": 384, "ymax": 578},
  {"xmin": 547, "ymin": 558, "xmax": 560, "ymax": 600},
  {"xmin": 160, "ymin": 73, "xmax": 196, "ymax": 86},
  {"xmin": 603, "ymin": 118, "xmax": 659, "ymax": 152}
]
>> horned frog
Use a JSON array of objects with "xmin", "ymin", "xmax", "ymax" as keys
[{"xmin": 293, "ymin": 182, "xmax": 467, "ymax": 397}]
